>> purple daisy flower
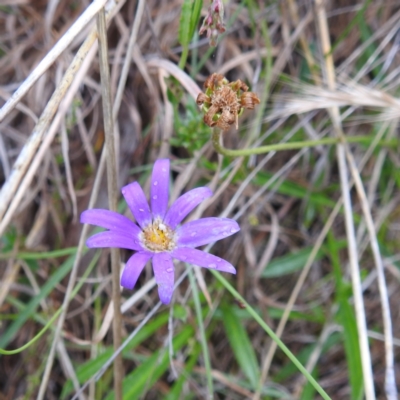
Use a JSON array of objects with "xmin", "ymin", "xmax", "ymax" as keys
[{"xmin": 80, "ymin": 159, "xmax": 240, "ymax": 304}]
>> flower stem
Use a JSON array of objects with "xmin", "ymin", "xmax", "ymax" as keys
[
  {"xmin": 211, "ymin": 127, "xmax": 397, "ymax": 157},
  {"xmin": 211, "ymin": 270, "xmax": 332, "ymax": 400}
]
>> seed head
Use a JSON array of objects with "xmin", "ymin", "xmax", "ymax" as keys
[{"xmin": 197, "ymin": 73, "xmax": 260, "ymax": 130}]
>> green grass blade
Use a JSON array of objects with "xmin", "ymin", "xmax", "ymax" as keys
[
  {"xmin": 0, "ymin": 247, "xmax": 78, "ymax": 260},
  {"xmin": 178, "ymin": 0, "xmax": 192, "ymax": 47},
  {"xmin": 189, "ymin": 0, "xmax": 203, "ymax": 40},
  {"xmin": 327, "ymin": 231, "xmax": 363, "ymax": 400},
  {"xmin": 221, "ymin": 304, "xmax": 260, "ymax": 389},
  {"xmin": 262, "ymin": 247, "xmax": 324, "ymax": 278},
  {"xmin": 178, "ymin": 0, "xmax": 194, "ymax": 68}
]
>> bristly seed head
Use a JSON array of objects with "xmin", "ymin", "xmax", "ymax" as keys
[
  {"xmin": 141, "ymin": 218, "xmax": 176, "ymax": 252},
  {"xmin": 197, "ymin": 73, "xmax": 260, "ymax": 131}
]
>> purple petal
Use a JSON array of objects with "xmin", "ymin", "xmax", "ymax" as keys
[
  {"xmin": 164, "ymin": 187, "xmax": 213, "ymax": 229},
  {"xmin": 151, "ymin": 159, "xmax": 170, "ymax": 219},
  {"xmin": 81, "ymin": 209, "xmax": 141, "ymax": 236},
  {"xmin": 152, "ymin": 252, "xmax": 175, "ymax": 304},
  {"xmin": 121, "ymin": 251, "xmax": 153, "ymax": 289},
  {"xmin": 121, "ymin": 182, "xmax": 151, "ymax": 229},
  {"xmin": 86, "ymin": 231, "xmax": 143, "ymax": 251},
  {"xmin": 172, "ymin": 247, "xmax": 236, "ymax": 274},
  {"xmin": 176, "ymin": 217, "xmax": 240, "ymax": 248}
]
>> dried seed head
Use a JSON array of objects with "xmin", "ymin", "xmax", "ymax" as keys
[
  {"xmin": 197, "ymin": 73, "xmax": 260, "ymax": 130},
  {"xmin": 240, "ymin": 92, "xmax": 261, "ymax": 110},
  {"xmin": 196, "ymin": 92, "xmax": 210, "ymax": 107}
]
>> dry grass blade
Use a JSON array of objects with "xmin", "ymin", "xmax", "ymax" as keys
[
  {"xmin": 271, "ymin": 83, "xmax": 400, "ymax": 120},
  {"xmin": 0, "ymin": 31, "xmax": 98, "ymax": 234},
  {"xmin": 0, "ymin": 0, "xmax": 109, "ymax": 123},
  {"xmin": 146, "ymin": 58, "xmax": 202, "ymax": 100}
]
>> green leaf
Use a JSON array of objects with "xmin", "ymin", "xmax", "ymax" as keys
[
  {"xmin": 178, "ymin": 0, "xmax": 193, "ymax": 47},
  {"xmin": 337, "ymin": 298, "xmax": 364, "ymax": 400},
  {"xmin": 253, "ymin": 171, "xmax": 336, "ymax": 209},
  {"xmin": 189, "ymin": 0, "xmax": 203, "ymax": 40},
  {"xmin": 262, "ymin": 247, "xmax": 324, "ymax": 278},
  {"xmin": 327, "ymin": 230, "xmax": 363, "ymax": 400},
  {"xmin": 221, "ymin": 305, "xmax": 260, "ymax": 389},
  {"xmin": 301, "ymin": 367, "xmax": 318, "ymax": 399}
]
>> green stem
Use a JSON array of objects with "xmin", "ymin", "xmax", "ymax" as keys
[
  {"xmin": 211, "ymin": 270, "xmax": 332, "ymax": 400},
  {"xmin": 0, "ymin": 247, "xmax": 77, "ymax": 260},
  {"xmin": 0, "ymin": 308, "xmax": 62, "ymax": 355},
  {"xmin": 212, "ymin": 128, "xmax": 397, "ymax": 157}
]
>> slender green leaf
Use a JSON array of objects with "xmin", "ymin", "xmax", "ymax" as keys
[
  {"xmin": 262, "ymin": 247, "xmax": 324, "ymax": 278},
  {"xmin": 189, "ymin": 0, "xmax": 203, "ymax": 40},
  {"xmin": 301, "ymin": 367, "xmax": 318, "ymax": 400},
  {"xmin": 327, "ymin": 231, "xmax": 363, "ymax": 400},
  {"xmin": 221, "ymin": 305, "xmax": 260, "ymax": 389},
  {"xmin": 178, "ymin": 0, "xmax": 193, "ymax": 47}
]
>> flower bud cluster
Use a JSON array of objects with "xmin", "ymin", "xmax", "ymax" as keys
[{"xmin": 199, "ymin": 0, "xmax": 226, "ymax": 47}]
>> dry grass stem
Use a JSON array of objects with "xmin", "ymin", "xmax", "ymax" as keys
[
  {"xmin": 315, "ymin": 0, "xmax": 376, "ymax": 398},
  {"xmin": 272, "ymin": 83, "xmax": 400, "ymax": 121},
  {"xmin": 96, "ymin": 8, "xmax": 123, "ymax": 399},
  {"xmin": 345, "ymin": 149, "xmax": 397, "ymax": 399}
]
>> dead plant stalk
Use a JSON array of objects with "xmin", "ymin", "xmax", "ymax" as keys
[{"xmin": 96, "ymin": 8, "xmax": 123, "ymax": 400}]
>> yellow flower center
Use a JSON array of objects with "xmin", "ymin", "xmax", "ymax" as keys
[{"xmin": 141, "ymin": 219, "xmax": 176, "ymax": 252}]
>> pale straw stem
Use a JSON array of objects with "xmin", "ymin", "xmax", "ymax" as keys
[
  {"xmin": 97, "ymin": 8, "xmax": 123, "ymax": 400},
  {"xmin": 314, "ymin": 0, "xmax": 376, "ymax": 398}
]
